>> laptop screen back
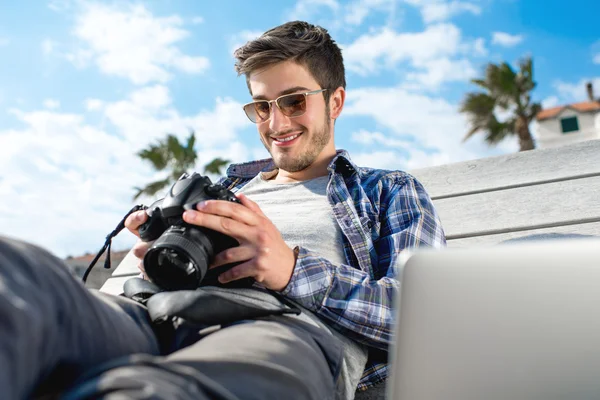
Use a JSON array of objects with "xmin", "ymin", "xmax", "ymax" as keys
[{"xmin": 388, "ymin": 239, "xmax": 600, "ymax": 400}]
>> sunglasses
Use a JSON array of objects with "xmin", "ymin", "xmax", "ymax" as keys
[{"xmin": 242, "ymin": 89, "xmax": 327, "ymax": 123}]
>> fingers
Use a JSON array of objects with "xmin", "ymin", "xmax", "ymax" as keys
[
  {"xmin": 132, "ymin": 240, "xmax": 151, "ymax": 260},
  {"xmin": 236, "ymin": 193, "xmax": 266, "ymax": 217},
  {"xmin": 217, "ymin": 260, "xmax": 256, "ymax": 284},
  {"xmin": 195, "ymin": 199, "xmax": 262, "ymax": 226},
  {"xmin": 210, "ymin": 245, "xmax": 254, "ymax": 269},
  {"xmin": 125, "ymin": 211, "xmax": 148, "ymax": 238},
  {"xmin": 183, "ymin": 208, "xmax": 248, "ymax": 240},
  {"xmin": 137, "ymin": 260, "xmax": 146, "ymax": 275}
]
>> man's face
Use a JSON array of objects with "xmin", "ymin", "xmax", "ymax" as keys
[{"xmin": 248, "ymin": 61, "xmax": 333, "ymax": 173}]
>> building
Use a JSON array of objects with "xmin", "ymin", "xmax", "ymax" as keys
[
  {"xmin": 64, "ymin": 249, "xmax": 131, "ymax": 289},
  {"xmin": 535, "ymin": 82, "xmax": 600, "ymax": 149}
]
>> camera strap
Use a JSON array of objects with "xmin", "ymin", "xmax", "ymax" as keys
[{"xmin": 82, "ymin": 204, "xmax": 147, "ymax": 283}]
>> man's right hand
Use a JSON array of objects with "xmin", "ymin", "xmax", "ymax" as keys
[{"xmin": 125, "ymin": 210, "xmax": 151, "ymax": 278}]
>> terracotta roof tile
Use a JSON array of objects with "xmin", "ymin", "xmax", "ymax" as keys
[{"xmin": 537, "ymin": 101, "xmax": 600, "ymax": 121}]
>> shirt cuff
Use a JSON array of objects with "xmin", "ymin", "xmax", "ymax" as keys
[{"xmin": 280, "ymin": 246, "xmax": 332, "ymax": 312}]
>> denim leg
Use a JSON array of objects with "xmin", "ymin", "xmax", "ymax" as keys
[
  {"xmin": 59, "ymin": 317, "xmax": 342, "ymax": 400},
  {"xmin": 0, "ymin": 236, "xmax": 160, "ymax": 400}
]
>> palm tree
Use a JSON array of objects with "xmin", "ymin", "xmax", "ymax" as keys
[
  {"xmin": 133, "ymin": 131, "xmax": 230, "ymax": 199},
  {"xmin": 460, "ymin": 57, "xmax": 542, "ymax": 151}
]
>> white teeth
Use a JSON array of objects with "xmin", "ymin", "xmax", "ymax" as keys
[{"xmin": 276, "ymin": 134, "xmax": 299, "ymax": 142}]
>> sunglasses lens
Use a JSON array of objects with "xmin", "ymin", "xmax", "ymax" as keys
[
  {"xmin": 277, "ymin": 94, "xmax": 306, "ymax": 117},
  {"xmin": 244, "ymin": 101, "xmax": 270, "ymax": 123}
]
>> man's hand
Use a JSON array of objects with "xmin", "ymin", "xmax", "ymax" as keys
[
  {"xmin": 182, "ymin": 193, "xmax": 296, "ymax": 291},
  {"xmin": 124, "ymin": 210, "xmax": 150, "ymax": 278}
]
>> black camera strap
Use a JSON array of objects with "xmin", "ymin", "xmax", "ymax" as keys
[{"xmin": 82, "ymin": 204, "xmax": 147, "ymax": 284}]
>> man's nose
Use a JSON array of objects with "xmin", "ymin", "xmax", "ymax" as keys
[{"xmin": 269, "ymin": 104, "xmax": 291, "ymax": 132}]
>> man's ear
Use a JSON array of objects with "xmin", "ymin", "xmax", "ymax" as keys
[{"xmin": 329, "ymin": 87, "xmax": 345, "ymax": 120}]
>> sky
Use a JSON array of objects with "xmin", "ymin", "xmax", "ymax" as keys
[{"xmin": 0, "ymin": 0, "xmax": 598, "ymax": 259}]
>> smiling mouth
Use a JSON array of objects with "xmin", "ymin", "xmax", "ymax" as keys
[
  {"xmin": 273, "ymin": 133, "xmax": 300, "ymax": 142},
  {"xmin": 271, "ymin": 132, "xmax": 302, "ymax": 146}
]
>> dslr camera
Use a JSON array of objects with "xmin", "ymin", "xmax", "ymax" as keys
[{"xmin": 138, "ymin": 172, "xmax": 248, "ymax": 291}]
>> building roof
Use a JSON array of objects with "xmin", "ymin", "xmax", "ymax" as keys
[
  {"xmin": 64, "ymin": 249, "xmax": 131, "ymax": 289},
  {"xmin": 536, "ymin": 101, "xmax": 600, "ymax": 121}
]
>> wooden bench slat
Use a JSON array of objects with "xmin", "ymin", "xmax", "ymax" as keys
[
  {"xmin": 411, "ymin": 140, "xmax": 600, "ymax": 199},
  {"xmin": 447, "ymin": 221, "xmax": 600, "ymax": 248},
  {"xmin": 110, "ymin": 249, "xmax": 141, "ymax": 276},
  {"xmin": 99, "ymin": 275, "xmax": 132, "ymax": 295},
  {"xmin": 434, "ymin": 175, "xmax": 600, "ymax": 239}
]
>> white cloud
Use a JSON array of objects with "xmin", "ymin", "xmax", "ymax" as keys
[
  {"xmin": 41, "ymin": 38, "xmax": 58, "ymax": 55},
  {"xmin": 422, "ymin": 1, "xmax": 481, "ymax": 23},
  {"xmin": 67, "ymin": 3, "xmax": 210, "ymax": 84},
  {"xmin": 343, "ymin": 85, "xmax": 517, "ymax": 170},
  {"xmin": 344, "ymin": 0, "xmax": 397, "ymax": 26},
  {"xmin": 491, "ymin": 32, "xmax": 524, "ymax": 47},
  {"xmin": 103, "ymin": 85, "xmax": 249, "ymax": 148},
  {"xmin": 351, "ymin": 129, "xmax": 414, "ymax": 149},
  {"xmin": 85, "ymin": 98, "xmax": 104, "ymax": 111},
  {"xmin": 286, "ymin": 0, "xmax": 340, "ymax": 21},
  {"xmin": 43, "ymin": 99, "xmax": 61, "ymax": 110},
  {"xmin": 542, "ymin": 96, "xmax": 559, "ymax": 109},
  {"xmin": 594, "ymin": 54, "xmax": 600, "ymax": 65},
  {"xmin": 0, "ymin": 86, "xmax": 254, "ymax": 258},
  {"xmin": 471, "ymin": 37, "xmax": 488, "ymax": 56},
  {"xmin": 344, "ymin": 24, "xmax": 462, "ymax": 74},
  {"xmin": 0, "ymin": 37, "xmax": 9, "ymax": 47},
  {"xmin": 342, "ymin": 23, "xmax": 482, "ymax": 88},
  {"xmin": 191, "ymin": 16, "xmax": 204, "ymax": 24},
  {"xmin": 406, "ymin": 57, "xmax": 476, "ymax": 88},
  {"xmin": 404, "ymin": 0, "xmax": 481, "ymax": 24},
  {"xmin": 0, "ymin": 109, "xmax": 143, "ymax": 257},
  {"xmin": 286, "ymin": 0, "xmax": 398, "ymax": 29},
  {"xmin": 554, "ymin": 77, "xmax": 600, "ymax": 102}
]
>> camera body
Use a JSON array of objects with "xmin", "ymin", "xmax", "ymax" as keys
[{"xmin": 139, "ymin": 172, "xmax": 248, "ymax": 291}]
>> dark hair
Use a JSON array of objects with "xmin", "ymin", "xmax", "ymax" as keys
[{"xmin": 233, "ymin": 21, "xmax": 346, "ymax": 102}]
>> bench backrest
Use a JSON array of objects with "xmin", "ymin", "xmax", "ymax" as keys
[
  {"xmin": 410, "ymin": 139, "xmax": 600, "ymax": 247},
  {"xmin": 99, "ymin": 139, "xmax": 600, "ymax": 294}
]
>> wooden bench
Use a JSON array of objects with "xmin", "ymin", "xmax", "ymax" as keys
[{"xmin": 99, "ymin": 138, "xmax": 600, "ymax": 398}]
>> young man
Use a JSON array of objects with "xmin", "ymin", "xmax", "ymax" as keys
[
  {"xmin": 0, "ymin": 21, "xmax": 444, "ymax": 400},
  {"xmin": 128, "ymin": 20, "xmax": 445, "ymax": 396}
]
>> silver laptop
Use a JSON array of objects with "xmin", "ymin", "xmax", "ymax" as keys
[{"xmin": 388, "ymin": 238, "xmax": 600, "ymax": 400}]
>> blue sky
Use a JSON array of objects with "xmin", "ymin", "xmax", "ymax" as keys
[{"xmin": 0, "ymin": 0, "xmax": 598, "ymax": 258}]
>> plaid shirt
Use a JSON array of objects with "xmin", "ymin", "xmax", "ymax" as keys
[{"xmin": 218, "ymin": 150, "xmax": 446, "ymax": 390}]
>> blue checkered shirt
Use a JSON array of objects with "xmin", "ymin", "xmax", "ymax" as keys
[{"xmin": 218, "ymin": 150, "xmax": 446, "ymax": 390}]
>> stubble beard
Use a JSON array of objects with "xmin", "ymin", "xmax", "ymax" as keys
[{"xmin": 263, "ymin": 114, "xmax": 332, "ymax": 173}]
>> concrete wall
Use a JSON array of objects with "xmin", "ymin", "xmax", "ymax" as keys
[{"xmin": 536, "ymin": 109, "xmax": 600, "ymax": 148}]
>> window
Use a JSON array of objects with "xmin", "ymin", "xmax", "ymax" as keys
[{"xmin": 560, "ymin": 116, "xmax": 579, "ymax": 133}]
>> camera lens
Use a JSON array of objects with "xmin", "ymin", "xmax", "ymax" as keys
[{"xmin": 143, "ymin": 226, "xmax": 214, "ymax": 290}]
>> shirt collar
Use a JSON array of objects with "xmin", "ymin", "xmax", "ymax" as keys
[{"xmin": 225, "ymin": 149, "xmax": 358, "ymax": 179}]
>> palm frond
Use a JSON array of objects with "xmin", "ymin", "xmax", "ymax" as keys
[
  {"xmin": 137, "ymin": 144, "xmax": 169, "ymax": 170},
  {"xmin": 470, "ymin": 78, "xmax": 489, "ymax": 90},
  {"xmin": 132, "ymin": 178, "xmax": 171, "ymax": 200},
  {"xmin": 484, "ymin": 117, "xmax": 516, "ymax": 145},
  {"xmin": 204, "ymin": 157, "xmax": 230, "ymax": 175},
  {"xmin": 166, "ymin": 134, "xmax": 186, "ymax": 164},
  {"xmin": 185, "ymin": 130, "xmax": 196, "ymax": 152},
  {"xmin": 460, "ymin": 92, "xmax": 496, "ymax": 141}
]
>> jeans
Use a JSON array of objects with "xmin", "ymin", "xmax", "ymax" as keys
[{"xmin": 0, "ymin": 236, "xmax": 365, "ymax": 400}]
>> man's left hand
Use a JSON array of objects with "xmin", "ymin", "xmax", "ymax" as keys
[{"xmin": 182, "ymin": 193, "xmax": 296, "ymax": 291}]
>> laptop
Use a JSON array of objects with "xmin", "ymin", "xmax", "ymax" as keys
[{"xmin": 387, "ymin": 238, "xmax": 600, "ymax": 400}]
